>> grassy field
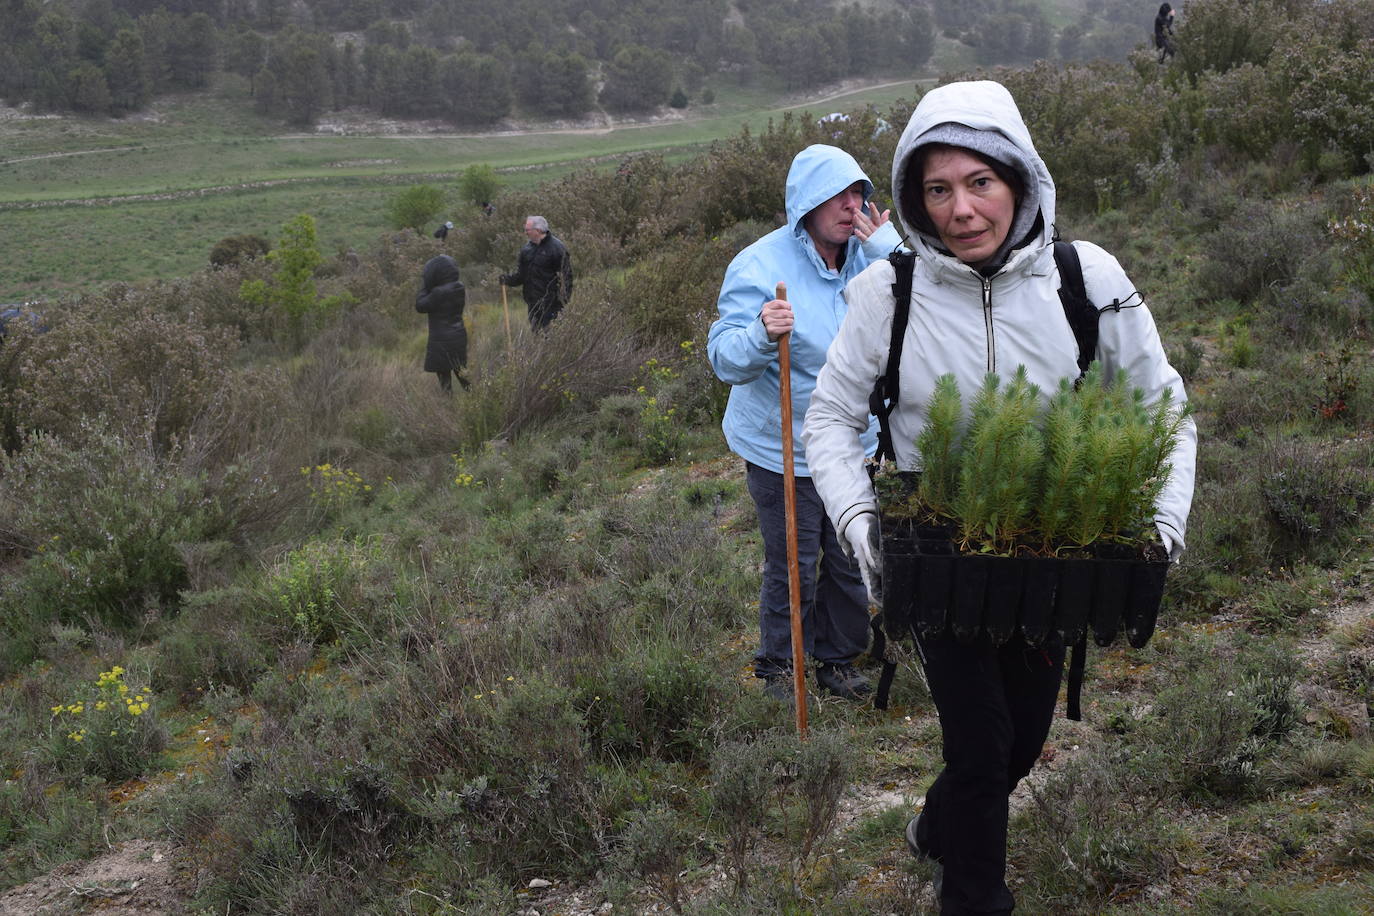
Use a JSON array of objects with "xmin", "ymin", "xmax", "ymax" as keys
[{"xmin": 0, "ymin": 75, "xmax": 925, "ymax": 302}]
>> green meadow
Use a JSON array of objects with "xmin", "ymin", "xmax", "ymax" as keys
[{"xmin": 0, "ymin": 77, "xmax": 923, "ymax": 301}]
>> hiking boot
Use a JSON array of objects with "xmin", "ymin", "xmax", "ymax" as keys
[
  {"xmin": 905, "ymin": 813, "xmax": 932, "ymax": 862},
  {"xmin": 906, "ymin": 814, "xmax": 943, "ymax": 899},
  {"xmin": 815, "ymin": 662, "xmax": 872, "ymax": 701},
  {"xmin": 762, "ymin": 671, "xmax": 794, "ymax": 702}
]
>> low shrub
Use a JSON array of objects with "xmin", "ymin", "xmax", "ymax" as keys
[
  {"xmin": 158, "ymin": 587, "xmax": 270, "ymax": 697},
  {"xmin": 615, "ymin": 804, "xmax": 694, "ymax": 914},
  {"xmin": 44, "ymin": 665, "xmax": 167, "ymax": 782},
  {"xmin": 1196, "ymin": 199, "xmax": 1324, "ymax": 304},
  {"xmin": 1259, "ymin": 436, "xmax": 1374, "ymax": 565},
  {"xmin": 0, "ymin": 427, "xmax": 241, "ymax": 635},
  {"xmin": 1142, "ymin": 633, "xmax": 1301, "ymax": 800},
  {"xmin": 577, "ymin": 641, "xmax": 725, "ymax": 764},
  {"xmin": 262, "ymin": 536, "xmax": 386, "ymax": 646},
  {"xmin": 710, "ymin": 737, "xmax": 774, "ymax": 893},
  {"xmin": 7, "ymin": 302, "xmax": 239, "ymax": 454},
  {"xmin": 210, "ymin": 233, "xmax": 271, "ymax": 268},
  {"xmin": 1013, "ymin": 748, "xmax": 1182, "ymax": 909}
]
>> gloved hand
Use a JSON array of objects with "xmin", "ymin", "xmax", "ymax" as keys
[
  {"xmin": 1155, "ymin": 522, "xmax": 1183, "ymax": 564},
  {"xmin": 842, "ymin": 512, "xmax": 882, "ymax": 604}
]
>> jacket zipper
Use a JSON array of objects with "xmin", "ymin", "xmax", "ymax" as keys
[{"xmin": 981, "ymin": 274, "xmax": 995, "ymax": 372}]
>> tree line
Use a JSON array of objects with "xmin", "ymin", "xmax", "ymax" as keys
[{"xmin": 0, "ymin": 0, "xmax": 1149, "ymax": 125}]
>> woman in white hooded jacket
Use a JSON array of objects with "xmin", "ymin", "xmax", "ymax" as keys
[{"xmin": 802, "ymin": 80, "xmax": 1195, "ymax": 914}]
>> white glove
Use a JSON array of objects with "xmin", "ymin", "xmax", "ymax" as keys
[
  {"xmin": 1155, "ymin": 522, "xmax": 1183, "ymax": 564},
  {"xmin": 843, "ymin": 512, "xmax": 882, "ymax": 604}
]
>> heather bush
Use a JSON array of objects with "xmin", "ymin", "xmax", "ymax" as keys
[
  {"xmin": 1013, "ymin": 746, "xmax": 1181, "ymax": 909},
  {"xmin": 0, "ymin": 426, "xmax": 245, "ymax": 635},
  {"xmin": 617, "ymin": 234, "xmax": 737, "ymax": 344},
  {"xmin": 1195, "ymin": 198, "xmax": 1324, "ymax": 303},
  {"xmin": 8, "ymin": 302, "xmax": 237, "ymax": 454},
  {"xmin": 1185, "ymin": 63, "xmax": 1293, "ymax": 163},
  {"xmin": 710, "ymin": 737, "xmax": 774, "ymax": 893},
  {"xmin": 576, "ymin": 640, "xmax": 724, "ymax": 764},
  {"xmin": 1258, "ymin": 436, "xmax": 1374, "ymax": 564},
  {"xmin": 479, "ymin": 277, "xmax": 656, "ymax": 439},
  {"xmin": 1000, "ymin": 61, "xmax": 1169, "ymax": 212},
  {"xmin": 158, "ymin": 587, "xmax": 270, "ymax": 696},
  {"xmin": 1140, "ymin": 633, "xmax": 1301, "ymax": 800},
  {"xmin": 210, "ymin": 233, "xmax": 271, "ymax": 268},
  {"xmin": 1173, "ymin": 0, "xmax": 1283, "ymax": 86},
  {"xmin": 1277, "ymin": 32, "xmax": 1374, "ymax": 170},
  {"xmin": 615, "ymin": 804, "xmax": 694, "ymax": 914}
]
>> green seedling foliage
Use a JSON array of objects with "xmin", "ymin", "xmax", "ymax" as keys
[
  {"xmin": 915, "ymin": 372, "xmax": 964, "ymax": 519},
  {"xmin": 950, "ymin": 367, "xmax": 1043, "ymax": 551},
  {"xmin": 1036, "ymin": 378, "xmax": 1087, "ymax": 550},
  {"xmin": 907, "ymin": 362, "xmax": 1188, "ymax": 555}
]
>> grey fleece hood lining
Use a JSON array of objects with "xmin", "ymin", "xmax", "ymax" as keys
[{"xmin": 890, "ymin": 81, "xmax": 1057, "ymax": 271}]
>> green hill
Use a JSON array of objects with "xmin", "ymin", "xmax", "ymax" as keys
[{"xmin": 3, "ymin": 1, "xmax": 1374, "ymax": 911}]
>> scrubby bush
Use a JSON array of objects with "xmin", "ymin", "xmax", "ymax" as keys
[
  {"xmin": 7, "ymin": 303, "xmax": 238, "ymax": 453},
  {"xmin": 0, "ymin": 427, "xmax": 245, "ymax": 635},
  {"xmin": 1195, "ymin": 198, "xmax": 1323, "ymax": 304},
  {"xmin": 210, "ymin": 233, "xmax": 271, "ymax": 268},
  {"xmin": 577, "ymin": 641, "xmax": 724, "ymax": 764},
  {"xmin": 44, "ymin": 664, "xmax": 167, "ymax": 781},
  {"xmin": 1002, "ymin": 60, "xmax": 1169, "ymax": 212},
  {"xmin": 386, "ymin": 184, "xmax": 446, "ymax": 233},
  {"xmin": 263, "ymin": 536, "xmax": 386, "ymax": 646},
  {"xmin": 1259, "ymin": 436, "xmax": 1374, "ymax": 563}
]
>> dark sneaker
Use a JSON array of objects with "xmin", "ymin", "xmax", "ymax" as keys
[
  {"xmin": 906, "ymin": 814, "xmax": 943, "ymax": 899},
  {"xmin": 815, "ymin": 662, "xmax": 872, "ymax": 701},
  {"xmin": 905, "ymin": 813, "xmax": 932, "ymax": 862},
  {"xmin": 763, "ymin": 672, "xmax": 794, "ymax": 702}
]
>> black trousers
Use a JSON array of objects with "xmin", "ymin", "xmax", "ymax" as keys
[{"xmin": 916, "ymin": 631, "xmax": 1065, "ymax": 915}]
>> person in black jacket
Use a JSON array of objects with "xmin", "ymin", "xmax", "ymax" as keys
[
  {"xmin": 416, "ymin": 255, "xmax": 470, "ymax": 393},
  {"xmin": 500, "ymin": 215, "xmax": 573, "ymax": 331},
  {"xmin": 1154, "ymin": 3, "xmax": 1176, "ymax": 62}
]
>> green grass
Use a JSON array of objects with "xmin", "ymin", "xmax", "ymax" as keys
[{"xmin": 0, "ymin": 75, "xmax": 926, "ymax": 301}]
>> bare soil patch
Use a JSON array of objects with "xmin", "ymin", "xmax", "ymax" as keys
[{"xmin": 0, "ymin": 840, "xmax": 189, "ymax": 915}]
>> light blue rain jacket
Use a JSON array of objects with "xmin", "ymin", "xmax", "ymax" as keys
[{"xmin": 708, "ymin": 144, "xmax": 899, "ymax": 476}]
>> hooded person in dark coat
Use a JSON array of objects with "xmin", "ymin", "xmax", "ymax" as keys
[
  {"xmin": 416, "ymin": 255, "xmax": 470, "ymax": 393},
  {"xmin": 1154, "ymin": 3, "xmax": 1176, "ymax": 61}
]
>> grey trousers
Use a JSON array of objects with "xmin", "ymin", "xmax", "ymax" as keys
[{"xmin": 745, "ymin": 462, "xmax": 871, "ymax": 677}]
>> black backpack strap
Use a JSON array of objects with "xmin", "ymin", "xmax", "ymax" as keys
[
  {"xmin": 1065, "ymin": 635, "xmax": 1087, "ymax": 721},
  {"xmin": 874, "ymin": 651, "xmax": 898, "ymax": 711},
  {"xmin": 1055, "ymin": 238, "xmax": 1096, "ymax": 722},
  {"xmin": 868, "ymin": 252, "xmax": 915, "ymax": 711},
  {"xmin": 1053, "ymin": 240, "xmax": 1099, "ymax": 379},
  {"xmin": 869, "ymin": 251, "xmax": 917, "ymax": 463}
]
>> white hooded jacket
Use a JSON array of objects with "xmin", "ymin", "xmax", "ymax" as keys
[{"xmin": 801, "ymin": 81, "xmax": 1196, "ymax": 555}]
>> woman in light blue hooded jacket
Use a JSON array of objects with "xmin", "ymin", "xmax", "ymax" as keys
[{"xmin": 708, "ymin": 143, "xmax": 902, "ymax": 701}]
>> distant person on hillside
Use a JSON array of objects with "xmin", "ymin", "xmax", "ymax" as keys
[
  {"xmin": 433, "ymin": 220, "xmax": 454, "ymax": 240},
  {"xmin": 416, "ymin": 255, "xmax": 470, "ymax": 394},
  {"xmin": 707, "ymin": 144, "xmax": 902, "ymax": 704},
  {"xmin": 480, "ymin": 201, "xmax": 495, "ymax": 218},
  {"xmin": 500, "ymin": 215, "xmax": 573, "ymax": 331},
  {"xmin": 1154, "ymin": 3, "xmax": 1176, "ymax": 62}
]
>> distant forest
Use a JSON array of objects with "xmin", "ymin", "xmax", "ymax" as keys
[{"xmin": 0, "ymin": 0, "xmax": 1150, "ymax": 126}]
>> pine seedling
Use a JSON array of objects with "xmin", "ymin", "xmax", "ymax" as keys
[
  {"xmin": 915, "ymin": 373, "xmax": 964, "ymax": 520},
  {"xmin": 951, "ymin": 369, "xmax": 1043, "ymax": 552},
  {"xmin": 1037, "ymin": 378, "xmax": 1087, "ymax": 552}
]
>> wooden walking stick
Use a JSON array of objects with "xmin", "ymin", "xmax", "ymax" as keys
[
  {"xmin": 500, "ymin": 282, "xmax": 513, "ymax": 353},
  {"xmin": 775, "ymin": 281, "xmax": 808, "ymax": 737}
]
